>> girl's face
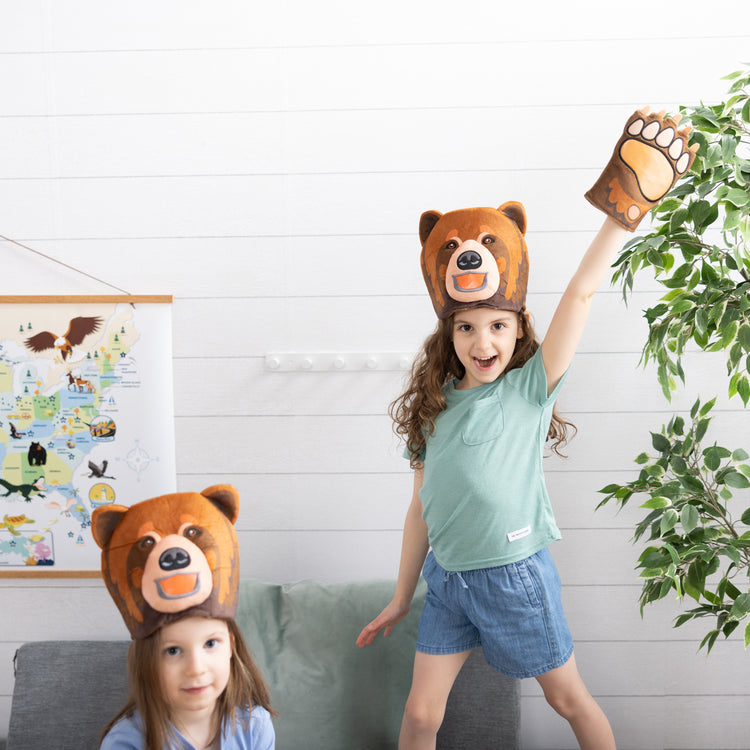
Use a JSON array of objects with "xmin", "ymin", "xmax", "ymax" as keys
[
  {"xmin": 452, "ymin": 307, "xmax": 522, "ymax": 390},
  {"xmin": 158, "ymin": 616, "xmax": 232, "ymax": 722}
]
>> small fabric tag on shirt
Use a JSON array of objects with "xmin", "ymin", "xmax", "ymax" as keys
[{"xmin": 507, "ymin": 525, "xmax": 531, "ymax": 542}]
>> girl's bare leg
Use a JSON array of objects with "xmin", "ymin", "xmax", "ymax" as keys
[
  {"xmin": 535, "ymin": 653, "xmax": 616, "ymax": 750},
  {"xmin": 399, "ymin": 650, "xmax": 472, "ymax": 750}
]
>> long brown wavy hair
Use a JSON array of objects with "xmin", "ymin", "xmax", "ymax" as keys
[
  {"xmin": 391, "ymin": 309, "xmax": 576, "ymax": 469},
  {"xmin": 100, "ymin": 618, "xmax": 276, "ymax": 750}
]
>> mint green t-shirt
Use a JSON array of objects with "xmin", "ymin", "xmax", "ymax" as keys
[{"xmin": 418, "ymin": 347, "xmax": 566, "ymax": 571}]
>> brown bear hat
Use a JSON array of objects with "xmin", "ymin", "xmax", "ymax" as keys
[
  {"xmin": 92, "ymin": 485, "xmax": 240, "ymax": 640},
  {"xmin": 419, "ymin": 201, "xmax": 529, "ymax": 319}
]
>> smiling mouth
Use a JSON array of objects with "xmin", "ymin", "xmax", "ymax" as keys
[
  {"xmin": 452, "ymin": 272, "xmax": 487, "ymax": 292},
  {"xmin": 473, "ymin": 356, "xmax": 498, "ymax": 370},
  {"xmin": 183, "ymin": 685, "xmax": 210, "ymax": 694},
  {"xmin": 155, "ymin": 572, "xmax": 200, "ymax": 599}
]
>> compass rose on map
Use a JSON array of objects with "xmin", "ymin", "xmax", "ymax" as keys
[{"xmin": 119, "ymin": 440, "xmax": 160, "ymax": 483}]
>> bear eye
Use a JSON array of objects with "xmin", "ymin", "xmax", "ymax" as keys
[
  {"xmin": 140, "ymin": 536, "xmax": 156, "ymax": 550},
  {"xmin": 482, "ymin": 235, "xmax": 495, "ymax": 246},
  {"xmin": 445, "ymin": 240, "xmax": 459, "ymax": 251},
  {"xmin": 184, "ymin": 526, "xmax": 201, "ymax": 539}
]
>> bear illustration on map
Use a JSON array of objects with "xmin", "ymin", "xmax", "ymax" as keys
[{"xmin": 27, "ymin": 442, "xmax": 47, "ymax": 466}]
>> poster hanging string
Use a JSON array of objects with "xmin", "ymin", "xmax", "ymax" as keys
[{"xmin": 1, "ymin": 234, "xmax": 132, "ymax": 296}]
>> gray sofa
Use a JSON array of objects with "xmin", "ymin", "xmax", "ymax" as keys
[{"xmin": 6, "ymin": 578, "xmax": 520, "ymax": 749}]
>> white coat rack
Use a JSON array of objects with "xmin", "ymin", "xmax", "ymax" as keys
[{"xmin": 264, "ymin": 352, "xmax": 413, "ymax": 372}]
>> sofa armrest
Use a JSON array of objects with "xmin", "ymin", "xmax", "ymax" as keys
[
  {"xmin": 6, "ymin": 641, "xmax": 129, "ymax": 750},
  {"xmin": 439, "ymin": 648, "xmax": 520, "ymax": 750}
]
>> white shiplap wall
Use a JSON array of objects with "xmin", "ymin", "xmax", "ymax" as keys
[{"xmin": 1, "ymin": 1, "xmax": 749, "ymax": 747}]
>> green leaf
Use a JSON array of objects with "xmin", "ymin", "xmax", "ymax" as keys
[
  {"xmin": 723, "ymin": 470, "xmax": 750, "ymax": 489},
  {"xmin": 681, "ymin": 505, "xmax": 700, "ymax": 534},
  {"xmin": 695, "ymin": 309, "xmax": 709, "ymax": 337},
  {"xmin": 695, "ymin": 418, "xmax": 711, "ymax": 443},
  {"xmin": 724, "ymin": 187, "xmax": 750, "ymax": 208},
  {"xmin": 651, "ymin": 432, "xmax": 671, "ymax": 453},
  {"xmin": 722, "ymin": 545, "xmax": 741, "ymax": 566},
  {"xmin": 671, "ymin": 416, "xmax": 685, "ymax": 436},
  {"xmin": 699, "ymin": 398, "xmax": 717, "ymax": 417},
  {"xmin": 680, "ymin": 474, "xmax": 706, "ymax": 494},
  {"xmin": 682, "ymin": 576, "xmax": 702, "ymax": 603},
  {"xmin": 700, "ymin": 629, "xmax": 720, "ymax": 654},
  {"xmin": 661, "ymin": 509, "xmax": 679, "ymax": 536},
  {"xmin": 639, "ymin": 547, "xmax": 670, "ymax": 569},
  {"xmin": 703, "ymin": 448, "xmax": 721, "ymax": 472},
  {"xmin": 658, "ymin": 578, "xmax": 674, "ymax": 600},
  {"xmin": 722, "ymin": 320, "xmax": 739, "ymax": 349},
  {"xmin": 738, "ymin": 376, "xmax": 750, "ymax": 407},
  {"xmin": 640, "ymin": 496, "xmax": 672, "ymax": 510},
  {"xmin": 687, "ymin": 560, "xmax": 706, "ymax": 593},
  {"xmin": 730, "ymin": 593, "xmax": 750, "ymax": 620},
  {"xmin": 720, "ymin": 69, "xmax": 744, "ymax": 81},
  {"xmin": 670, "ymin": 455, "xmax": 688, "ymax": 475},
  {"xmin": 690, "ymin": 399, "xmax": 701, "ymax": 419}
]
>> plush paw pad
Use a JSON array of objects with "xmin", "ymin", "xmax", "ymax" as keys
[
  {"xmin": 585, "ymin": 108, "xmax": 698, "ymax": 231},
  {"xmin": 620, "ymin": 113, "xmax": 692, "ymax": 201}
]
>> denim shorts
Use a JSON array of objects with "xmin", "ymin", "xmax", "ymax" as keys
[{"xmin": 416, "ymin": 547, "xmax": 574, "ymax": 679}]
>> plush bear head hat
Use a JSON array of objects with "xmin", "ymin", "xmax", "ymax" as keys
[
  {"xmin": 92, "ymin": 485, "xmax": 240, "ymax": 640},
  {"xmin": 419, "ymin": 201, "xmax": 529, "ymax": 319}
]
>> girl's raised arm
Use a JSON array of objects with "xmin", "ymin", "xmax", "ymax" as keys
[
  {"xmin": 541, "ymin": 217, "xmax": 627, "ymax": 393},
  {"xmin": 541, "ymin": 108, "xmax": 698, "ymax": 394}
]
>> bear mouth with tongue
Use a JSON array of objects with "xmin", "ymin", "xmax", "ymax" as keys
[{"xmin": 142, "ymin": 533, "xmax": 214, "ymax": 612}]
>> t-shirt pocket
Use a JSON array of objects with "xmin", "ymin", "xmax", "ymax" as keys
[{"xmin": 461, "ymin": 396, "xmax": 504, "ymax": 445}]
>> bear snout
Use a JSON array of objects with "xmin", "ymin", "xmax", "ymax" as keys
[
  {"xmin": 159, "ymin": 547, "xmax": 191, "ymax": 571},
  {"xmin": 457, "ymin": 250, "xmax": 482, "ymax": 271}
]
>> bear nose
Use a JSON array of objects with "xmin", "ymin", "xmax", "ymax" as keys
[
  {"xmin": 457, "ymin": 250, "xmax": 482, "ymax": 270},
  {"xmin": 159, "ymin": 547, "xmax": 191, "ymax": 571}
]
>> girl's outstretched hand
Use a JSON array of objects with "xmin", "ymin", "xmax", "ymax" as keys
[{"xmin": 356, "ymin": 599, "xmax": 411, "ymax": 647}]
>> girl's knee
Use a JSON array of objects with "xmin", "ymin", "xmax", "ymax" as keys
[
  {"xmin": 544, "ymin": 689, "xmax": 576, "ymax": 719},
  {"xmin": 402, "ymin": 695, "xmax": 446, "ymax": 737},
  {"xmin": 543, "ymin": 686, "xmax": 595, "ymax": 722}
]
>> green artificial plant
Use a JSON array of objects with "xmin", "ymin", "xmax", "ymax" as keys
[{"xmin": 598, "ymin": 66, "xmax": 750, "ymax": 652}]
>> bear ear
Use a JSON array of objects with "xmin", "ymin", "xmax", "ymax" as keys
[
  {"xmin": 91, "ymin": 505, "xmax": 130, "ymax": 549},
  {"xmin": 498, "ymin": 201, "xmax": 527, "ymax": 236},
  {"xmin": 419, "ymin": 210, "xmax": 443, "ymax": 245},
  {"xmin": 201, "ymin": 485, "xmax": 240, "ymax": 525}
]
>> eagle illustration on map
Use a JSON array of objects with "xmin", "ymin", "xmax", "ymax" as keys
[{"xmin": 24, "ymin": 316, "xmax": 102, "ymax": 361}]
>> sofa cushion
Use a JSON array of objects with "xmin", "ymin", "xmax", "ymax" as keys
[
  {"xmin": 236, "ymin": 578, "xmax": 419, "ymax": 749},
  {"xmin": 235, "ymin": 578, "xmax": 519, "ymax": 750}
]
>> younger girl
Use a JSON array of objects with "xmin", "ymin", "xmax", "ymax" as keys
[
  {"xmin": 93, "ymin": 485, "xmax": 276, "ymax": 750},
  {"xmin": 357, "ymin": 109, "xmax": 696, "ymax": 749}
]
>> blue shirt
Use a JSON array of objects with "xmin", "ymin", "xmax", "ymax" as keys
[{"xmin": 100, "ymin": 706, "xmax": 275, "ymax": 750}]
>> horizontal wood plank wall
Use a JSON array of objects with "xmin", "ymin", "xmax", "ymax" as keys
[{"xmin": 1, "ymin": 1, "xmax": 749, "ymax": 746}]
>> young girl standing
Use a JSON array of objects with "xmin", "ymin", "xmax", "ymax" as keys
[
  {"xmin": 93, "ymin": 485, "xmax": 276, "ymax": 750},
  {"xmin": 357, "ymin": 109, "xmax": 696, "ymax": 749}
]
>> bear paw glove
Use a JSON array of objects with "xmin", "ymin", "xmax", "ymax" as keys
[{"xmin": 585, "ymin": 107, "xmax": 699, "ymax": 231}]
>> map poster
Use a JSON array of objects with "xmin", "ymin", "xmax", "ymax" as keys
[{"xmin": 0, "ymin": 295, "xmax": 176, "ymax": 576}]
